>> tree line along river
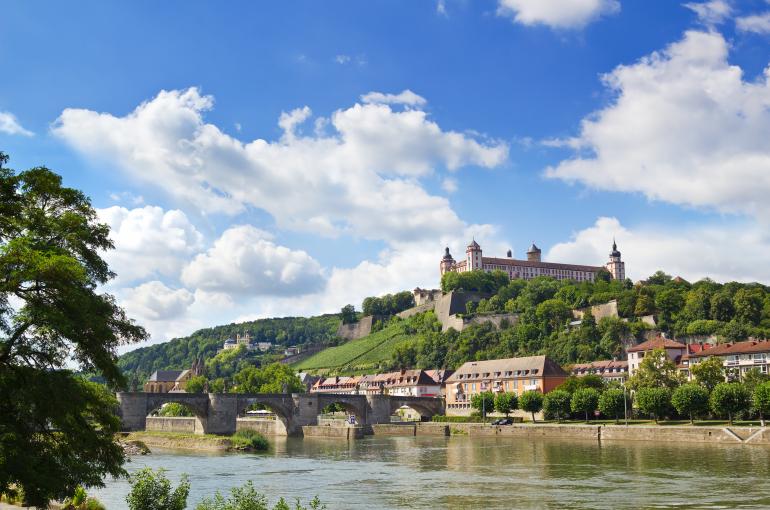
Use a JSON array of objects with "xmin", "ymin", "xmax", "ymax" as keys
[{"xmin": 95, "ymin": 435, "xmax": 770, "ymax": 509}]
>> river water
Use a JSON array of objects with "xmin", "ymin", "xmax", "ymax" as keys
[{"xmin": 94, "ymin": 436, "xmax": 770, "ymax": 509}]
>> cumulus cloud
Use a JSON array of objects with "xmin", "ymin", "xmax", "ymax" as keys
[
  {"xmin": 545, "ymin": 30, "xmax": 770, "ymax": 219},
  {"xmin": 736, "ymin": 12, "xmax": 770, "ymax": 34},
  {"xmin": 442, "ymin": 177, "xmax": 458, "ymax": 193},
  {"xmin": 97, "ymin": 205, "xmax": 204, "ymax": 283},
  {"xmin": 0, "ymin": 111, "xmax": 33, "ymax": 136},
  {"xmin": 684, "ymin": 0, "xmax": 732, "ymax": 27},
  {"xmin": 549, "ymin": 217, "xmax": 770, "ymax": 284},
  {"xmin": 122, "ymin": 281, "xmax": 195, "ymax": 321},
  {"xmin": 54, "ymin": 88, "xmax": 506, "ymax": 244},
  {"xmin": 360, "ymin": 90, "xmax": 427, "ymax": 107},
  {"xmin": 181, "ymin": 225, "xmax": 326, "ymax": 297},
  {"xmin": 497, "ymin": 0, "xmax": 620, "ymax": 29}
]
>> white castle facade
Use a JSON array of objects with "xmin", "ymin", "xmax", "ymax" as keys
[{"xmin": 440, "ymin": 240, "xmax": 625, "ymax": 282}]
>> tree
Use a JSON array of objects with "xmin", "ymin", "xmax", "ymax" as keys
[
  {"xmin": 340, "ymin": 304, "xmax": 357, "ymax": 325},
  {"xmin": 734, "ymin": 288, "xmax": 763, "ymax": 326},
  {"xmin": 742, "ymin": 367, "xmax": 769, "ymax": 394},
  {"xmin": 709, "ymin": 382, "xmax": 750, "ymax": 425},
  {"xmin": 719, "ymin": 320, "xmax": 749, "ymax": 342},
  {"xmin": 185, "ymin": 375, "xmax": 208, "ymax": 394},
  {"xmin": 535, "ymin": 299, "xmax": 571, "ymax": 335},
  {"xmin": 635, "ymin": 387, "xmax": 671, "ymax": 423},
  {"xmin": 126, "ymin": 468, "xmax": 189, "ymax": 510},
  {"xmin": 634, "ymin": 294, "xmax": 655, "ymax": 317},
  {"xmin": 493, "ymin": 392, "xmax": 517, "ymax": 417},
  {"xmin": 158, "ymin": 402, "xmax": 194, "ymax": 417},
  {"xmin": 690, "ymin": 356, "xmax": 725, "ymax": 392},
  {"xmin": 627, "ymin": 349, "xmax": 682, "ymax": 390},
  {"xmin": 710, "ymin": 292, "xmax": 735, "ymax": 322},
  {"xmin": 671, "ymin": 384, "xmax": 709, "ymax": 424},
  {"xmin": 598, "ymin": 388, "xmax": 626, "ymax": 424},
  {"xmin": 233, "ymin": 363, "xmax": 304, "ymax": 394},
  {"xmin": 543, "ymin": 390, "xmax": 571, "ymax": 423},
  {"xmin": 570, "ymin": 388, "xmax": 600, "ymax": 423},
  {"xmin": 752, "ymin": 381, "xmax": 770, "ymax": 427},
  {"xmin": 0, "ymin": 155, "xmax": 147, "ymax": 506},
  {"xmin": 519, "ymin": 391, "xmax": 544, "ymax": 422},
  {"xmin": 655, "ymin": 289, "xmax": 685, "ymax": 323},
  {"xmin": 471, "ymin": 391, "xmax": 495, "ymax": 420}
]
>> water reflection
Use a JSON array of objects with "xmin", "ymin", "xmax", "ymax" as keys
[{"xmin": 94, "ymin": 436, "xmax": 770, "ymax": 509}]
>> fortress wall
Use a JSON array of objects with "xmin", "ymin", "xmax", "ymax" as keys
[{"xmin": 336, "ymin": 315, "xmax": 374, "ymax": 341}]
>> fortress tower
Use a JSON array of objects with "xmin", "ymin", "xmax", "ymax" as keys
[
  {"xmin": 605, "ymin": 240, "xmax": 626, "ymax": 281},
  {"xmin": 526, "ymin": 243, "xmax": 542, "ymax": 262},
  {"xmin": 440, "ymin": 247, "xmax": 455, "ymax": 276},
  {"xmin": 466, "ymin": 239, "xmax": 482, "ymax": 271}
]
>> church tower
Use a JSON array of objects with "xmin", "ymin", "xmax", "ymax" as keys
[
  {"xmin": 606, "ymin": 239, "xmax": 626, "ymax": 280},
  {"xmin": 466, "ymin": 239, "xmax": 482, "ymax": 271},
  {"xmin": 440, "ymin": 247, "xmax": 455, "ymax": 275}
]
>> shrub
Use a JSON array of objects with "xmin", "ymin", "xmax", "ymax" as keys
[
  {"xmin": 432, "ymin": 415, "xmax": 486, "ymax": 423},
  {"xmin": 543, "ymin": 390, "xmax": 571, "ymax": 422},
  {"xmin": 570, "ymin": 388, "xmax": 600, "ymax": 422},
  {"xmin": 710, "ymin": 382, "xmax": 751, "ymax": 425},
  {"xmin": 126, "ymin": 468, "xmax": 190, "ymax": 510},
  {"xmin": 195, "ymin": 481, "xmax": 325, "ymax": 510},
  {"xmin": 518, "ymin": 391, "xmax": 544, "ymax": 422},
  {"xmin": 635, "ymin": 387, "xmax": 671, "ymax": 423},
  {"xmin": 231, "ymin": 430, "xmax": 269, "ymax": 451},
  {"xmin": 598, "ymin": 388, "xmax": 626, "ymax": 424},
  {"xmin": 671, "ymin": 384, "xmax": 709, "ymax": 424}
]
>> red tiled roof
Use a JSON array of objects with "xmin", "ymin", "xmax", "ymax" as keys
[
  {"xmin": 571, "ymin": 360, "xmax": 628, "ymax": 371},
  {"xmin": 688, "ymin": 340, "xmax": 770, "ymax": 358},
  {"xmin": 627, "ymin": 337, "xmax": 687, "ymax": 353}
]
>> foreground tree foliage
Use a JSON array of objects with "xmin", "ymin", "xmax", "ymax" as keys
[
  {"xmin": 126, "ymin": 468, "xmax": 189, "ymax": 510},
  {"xmin": 0, "ymin": 154, "xmax": 147, "ymax": 506},
  {"xmin": 196, "ymin": 481, "xmax": 326, "ymax": 510}
]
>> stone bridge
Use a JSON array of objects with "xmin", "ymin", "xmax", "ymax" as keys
[{"xmin": 116, "ymin": 392, "xmax": 444, "ymax": 436}]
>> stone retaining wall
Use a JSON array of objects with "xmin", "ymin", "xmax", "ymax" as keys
[
  {"xmin": 146, "ymin": 416, "xmax": 199, "ymax": 434},
  {"xmin": 236, "ymin": 418, "xmax": 285, "ymax": 436},
  {"xmin": 302, "ymin": 425, "xmax": 364, "ymax": 439},
  {"xmin": 371, "ymin": 423, "xmax": 417, "ymax": 436}
]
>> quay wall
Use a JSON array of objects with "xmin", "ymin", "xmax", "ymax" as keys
[
  {"xmin": 372, "ymin": 423, "xmax": 417, "ymax": 436},
  {"xmin": 236, "ymin": 418, "xmax": 284, "ymax": 436},
  {"xmin": 146, "ymin": 416, "xmax": 199, "ymax": 434},
  {"xmin": 302, "ymin": 425, "xmax": 364, "ymax": 439}
]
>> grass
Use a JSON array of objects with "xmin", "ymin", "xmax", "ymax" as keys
[
  {"xmin": 230, "ymin": 429, "xmax": 269, "ymax": 451},
  {"xmin": 293, "ymin": 320, "xmax": 412, "ymax": 372}
]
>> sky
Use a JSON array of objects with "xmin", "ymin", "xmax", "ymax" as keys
[{"xmin": 3, "ymin": 0, "xmax": 770, "ymax": 349}]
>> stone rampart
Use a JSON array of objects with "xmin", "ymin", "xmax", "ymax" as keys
[
  {"xmin": 573, "ymin": 300, "xmax": 619, "ymax": 321},
  {"xmin": 336, "ymin": 315, "xmax": 374, "ymax": 340}
]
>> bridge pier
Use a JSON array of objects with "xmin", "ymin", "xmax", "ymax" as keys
[
  {"xmin": 116, "ymin": 392, "xmax": 150, "ymax": 431},
  {"xmin": 207, "ymin": 394, "xmax": 238, "ymax": 435},
  {"xmin": 366, "ymin": 395, "xmax": 395, "ymax": 424}
]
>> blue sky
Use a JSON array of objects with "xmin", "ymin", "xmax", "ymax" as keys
[{"xmin": 3, "ymin": 0, "xmax": 770, "ymax": 347}]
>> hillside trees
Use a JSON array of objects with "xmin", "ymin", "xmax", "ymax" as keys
[
  {"xmin": 362, "ymin": 291, "xmax": 415, "ymax": 317},
  {"xmin": 0, "ymin": 154, "xmax": 147, "ymax": 506}
]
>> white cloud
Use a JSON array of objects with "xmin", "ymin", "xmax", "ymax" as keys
[
  {"xmin": 549, "ymin": 217, "xmax": 770, "ymax": 284},
  {"xmin": 360, "ymin": 90, "xmax": 427, "ymax": 107},
  {"xmin": 97, "ymin": 205, "xmax": 204, "ymax": 283},
  {"xmin": 545, "ymin": 30, "xmax": 770, "ymax": 220},
  {"xmin": 684, "ymin": 0, "xmax": 731, "ymax": 27},
  {"xmin": 0, "ymin": 111, "xmax": 33, "ymax": 136},
  {"xmin": 181, "ymin": 225, "xmax": 326, "ymax": 297},
  {"xmin": 335, "ymin": 54, "xmax": 351, "ymax": 64},
  {"xmin": 441, "ymin": 177, "xmax": 458, "ymax": 193},
  {"xmin": 122, "ymin": 281, "xmax": 195, "ymax": 321},
  {"xmin": 736, "ymin": 12, "xmax": 770, "ymax": 34},
  {"xmin": 497, "ymin": 0, "xmax": 620, "ymax": 29},
  {"xmin": 54, "ymin": 89, "xmax": 507, "ymax": 244},
  {"xmin": 109, "ymin": 191, "xmax": 144, "ymax": 205},
  {"xmin": 437, "ymin": 0, "xmax": 448, "ymax": 16}
]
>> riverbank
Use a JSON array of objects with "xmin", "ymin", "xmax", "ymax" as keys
[{"xmin": 368, "ymin": 422, "xmax": 770, "ymax": 445}]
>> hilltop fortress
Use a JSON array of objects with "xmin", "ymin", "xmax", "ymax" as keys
[{"xmin": 440, "ymin": 239, "xmax": 626, "ymax": 282}]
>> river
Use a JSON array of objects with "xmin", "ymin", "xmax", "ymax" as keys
[{"xmin": 94, "ymin": 436, "xmax": 770, "ymax": 509}]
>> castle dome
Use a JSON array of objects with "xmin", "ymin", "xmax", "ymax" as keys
[
  {"xmin": 610, "ymin": 240, "xmax": 621, "ymax": 257},
  {"xmin": 443, "ymin": 247, "xmax": 454, "ymax": 260}
]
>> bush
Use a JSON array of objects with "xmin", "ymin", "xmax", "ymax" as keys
[
  {"xmin": 543, "ymin": 390, "xmax": 571, "ymax": 422},
  {"xmin": 231, "ymin": 430, "xmax": 269, "ymax": 451},
  {"xmin": 635, "ymin": 387, "xmax": 671, "ymax": 423},
  {"xmin": 196, "ymin": 481, "xmax": 325, "ymax": 510},
  {"xmin": 710, "ymin": 382, "xmax": 750, "ymax": 425},
  {"xmin": 570, "ymin": 388, "xmax": 600, "ymax": 422},
  {"xmin": 126, "ymin": 468, "xmax": 190, "ymax": 510},
  {"xmin": 432, "ymin": 415, "xmax": 487, "ymax": 423},
  {"xmin": 671, "ymin": 384, "xmax": 709, "ymax": 424}
]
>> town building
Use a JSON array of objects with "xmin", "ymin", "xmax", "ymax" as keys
[
  {"xmin": 686, "ymin": 340, "xmax": 770, "ymax": 380},
  {"xmin": 627, "ymin": 337, "xmax": 689, "ymax": 377},
  {"xmin": 570, "ymin": 359, "xmax": 628, "ymax": 384},
  {"xmin": 310, "ymin": 369, "xmax": 452, "ymax": 397},
  {"xmin": 444, "ymin": 355, "xmax": 568, "ymax": 416},
  {"xmin": 223, "ymin": 332, "xmax": 257, "ymax": 351},
  {"xmin": 143, "ymin": 358, "xmax": 204, "ymax": 393},
  {"xmin": 439, "ymin": 239, "xmax": 626, "ymax": 282}
]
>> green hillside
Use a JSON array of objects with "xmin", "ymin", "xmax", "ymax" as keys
[
  {"xmin": 294, "ymin": 313, "xmax": 439, "ymax": 374},
  {"xmin": 118, "ymin": 314, "xmax": 342, "ymax": 383}
]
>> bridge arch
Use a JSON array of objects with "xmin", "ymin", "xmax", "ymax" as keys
[
  {"xmin": 388, "ymin": 397, "xmax": 444, "ymax": 421},
  {"xmin": 235, "ymin": 394, "xmax": 296, "ymax": 436},
  {"xmin": 315, "ymin": 394, "xmax": 368, "ymax": 425}
]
